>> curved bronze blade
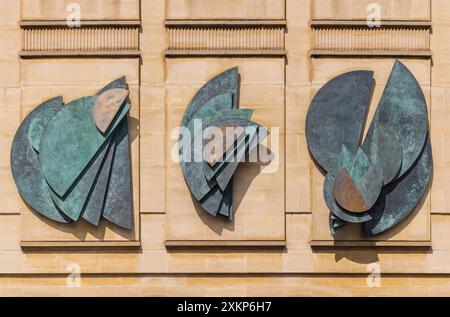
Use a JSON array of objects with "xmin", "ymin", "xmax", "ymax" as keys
[
  {"xmin": 82, "ymin": 138, "xmax": 116, "ymax": 226},
  {"xmin": 102, "ymin": 119, "xmax": 133, "ymax": 230},
  {"xmin": 362, "ymin": 60, "xmax": 428, "ymax": 181},
  {"xmin": 367, "ymin": 123, "xmax": 402, "ymax": 185},
  {"xmin": 306, "ymin": 70, "xmax": 374, "ymax": 173},
  {"xmin": 28, "ymin": 104, "xmax": 62, "ymax": 152},
  {"xmin": 11, "ymin": 97, "xmax": 70, "ymax": 223},
  {"xmin": 363, "ymin": 135, "xmax": 432, "ymax": 236},
  {"xmin": 180, "ymin": 68, "xmax": 239, "ymax": 129}
]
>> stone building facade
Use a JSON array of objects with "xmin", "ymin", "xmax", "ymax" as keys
[{"xmin": 0, "ymin": 0, "xmax": 449, "ymax": 296}]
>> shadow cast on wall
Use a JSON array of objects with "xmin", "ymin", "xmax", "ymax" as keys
[{"xmin": 193, "ymin": 145, "xmax": 274, "ymax": 235}]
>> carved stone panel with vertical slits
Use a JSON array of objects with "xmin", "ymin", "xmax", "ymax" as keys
[
  {"xmin": 312, "ymin": 23, "xmax": 431, "ymax": 57},
  {"xmin": 165, "ymin": 21, "xmax": 286, "ymax": 56},
  {"xmin": 20, "ymin": 23, "xmax": 140, "ymax": 57}
]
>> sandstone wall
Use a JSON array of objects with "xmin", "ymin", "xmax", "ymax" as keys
[{"xmin": 0, "ymin": 0, "xmax": 449, "ymax": 296}]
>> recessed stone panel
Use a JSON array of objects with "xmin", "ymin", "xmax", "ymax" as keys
[
  {"xmin": 312, "ymin": 0, "xmax": 431, "ymax": 21},
  {"xmin": 310, "ymin": 58, "xmax": 432, "ymax": 246},
  {"xmin": 166, "ymin": 0, "xmax": 285, "ymax": 20},
  {"xmin": 165, "ymin": 58, "xmax": 285, "ymax": 247},
  {"xmin": 19, "ymin": 58, "xmax": 140, "ymax": 248},
  {"xmin": 21, "ymin": 0, "xmax": 140, "ymax": 21}
]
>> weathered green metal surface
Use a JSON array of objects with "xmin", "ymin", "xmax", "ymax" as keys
[
  {"xmin": 200, "ymin": 179, "xmax": 235, "ymax": 220},
  {"xmin": 349, "ymin": 148, "xmax": 370, "ymax": 184},
  {"xmin": 362, "ymin": 60, "xmax": 428, "ymax": 180},
  {"xmin": 218, "ymin": 181, "xmax": 234, "ymax": 220},
  {"xmin": 188, "ymin": 93, "xmax": 234, "ymax": 130},
  {"xmin": 97, "ymin": 77, "xmax": 133, "ymax": 230},
  {"xmin": 332, "ymin": 148, "xmax": 383, "ymax": 213},
  {"xmin": 180, "ymin": 97, "xmax": 239, "ymax": 204},
  {"xmin": 102, "ymin": 119, "xmax": 133, "ymax": 230},
  {"xmin": 202, "ymin": 122, "xmax": 262, "ymax": 187},
  {"xmin": 307, "ymin": 60, "xmax": 432, "ymax": 236},
  {"xmin": 39, "ymin": 95, "xmax": 130, "ymax": 197},
  {"xmin": 179, "ymin": 69, "xmax": 239, "ymax": 220},
  {"xmin": 203, "ymin": 128, "xmax": 248, "ymax": 181},
  {"xmin": 339, "ymin": 145, "xmax": 353, "ymax": 174},
  {"xmin": 306, "ymin": 70, "xmax": 374, "ymax": 173},
  {"xmin": 28, "ymin": 104, "xmax": 62, "ymax": 152},
  {"xmin": 366, "ymin": 124, "xmax": 402, "ymax": 185},
  {"xmin": 355, "ymin": 164, "xmax": 383, "ymax": 211},
  {"xmin": 215, "ymin": 127, "xmax": 259, "ymax": 191},
  {"xmin": 11, "ymin": 77, "xmax": 133, "ymax": 230},
  {"xmin": 82, "ymin": 139, "xmax": 116, "ymax": 226},
  {"xmin": 185, "ymin": 117, "xmax": 261, "ymax": 204},
  {"xmin": 10, "ymin": 97, "xmax": 69, "ymax": 223},
  {"xmin": 200, "ymin": 186, "xmax": 223, "ymax": 217},
  {"xmin": 202, "ymin": 119, "xmax": 259, "ymax": 181},
  {"xmin": 184, "ymin": 115, "xmax": 254, "ymax": 202},
  {"xmin": 84, "ymin": 77, "xmax": 133, "ymax": 230},
  {"xmin": 49, "ymin": 139, "xmax": 111, "ymax": 221},
  {"xmin": 180, "ymin": 68, "xmax": 239, "ymax": 129},
  {"xmin": 201, "ymin": 110, "xmax": 253, "ymax": 129},
  {"xmin": 363, "ymin": 136, "xmax": 432, "ymax": 236},
  {"xmin": 179, "ymin": 67, "xmax": 267, "ymax": 220}
]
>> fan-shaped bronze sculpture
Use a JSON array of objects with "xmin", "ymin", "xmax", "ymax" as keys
[
  {"xmin": 179, "ymin": 68, "xmax": 268, "ymax": 220},
  {"xmin": 11, "ymin": 77, "xmax": 133, "ymax": 230},
  {"xmin": 306, "ymin": 60, "xmax": 432, "ymax": 236}
]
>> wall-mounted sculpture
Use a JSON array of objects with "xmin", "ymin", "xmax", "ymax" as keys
[
  {"xmin": 11, "ymin": 77, "xmax": 133, "ymax": 230},
  {"xmin": 306, "ymin": 60, "xmax": 432, "ymax": 236},
  {"xmin": 179, "ymin": 68, "xmax": 268, "ymax": 220}
]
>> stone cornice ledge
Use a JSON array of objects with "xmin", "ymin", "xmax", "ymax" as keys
[
  {"xmin": 20, "ymin": 50, "xmax": 141, "ymax": 58},
  {"xmin": 165, "ymin": 19, "xmax": 287, "ymax": 27},
  {"xmin": 165, "ymin": 50, "xmax": 287, "ymax": 57},
  {"xmin": 311, "ymin": 20, "xmax": 432, "ymax": 28},
  {"xmin": 310, "ymin": 50, "xmax": 432, "ymax": 58},
  {"xmin": 20, "ymin": 20, "xmax": 141, "ymax": 27},
  {"xmin": 21, "ymin": 240, "xmax": 141, "ymax": 250},
  {"xmin": 165, "ymin": 240, "xmax": 286, "ymax": 248}
]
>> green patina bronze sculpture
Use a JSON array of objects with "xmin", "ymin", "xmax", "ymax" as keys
[
  {"xmin": 11, "ymin": 77, "xmax": 133, "ymax": 230},
  {"xmin": 306, "ymin": 60, "xmax": 433, "ymax": 236},
  {"xmin": 179, "ymin": 67, "xmax": 268, "ymax": 220}
]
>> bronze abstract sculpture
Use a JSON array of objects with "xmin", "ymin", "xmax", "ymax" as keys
[
  {"xmin": 306, "ymin": 60, "xmax": 433, "ymax": 236},
  {"xmin": 11, "ymin": 77, "xmax": 133, "ymax": 230},
  {"xmin": 179, "ymin": 68, "xmax": 268, "ymax": 220}
]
